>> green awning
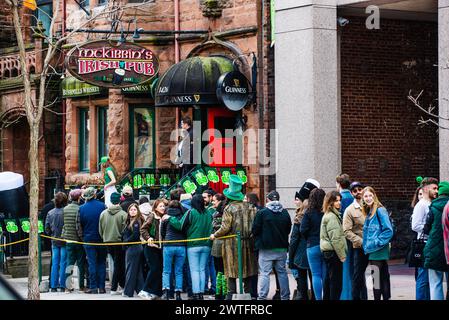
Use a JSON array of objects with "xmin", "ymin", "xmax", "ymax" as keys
[
  {"xmin": 61, "ymin": 76, "xmax": 106, "ymax": 98},
  {"xmin": 121, "ymin": 77, "xmax": 159, "ymax": 98}
]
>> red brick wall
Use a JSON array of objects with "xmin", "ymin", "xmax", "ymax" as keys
[{"xmin": 340, "ymin": 17, "xmax": 438, "ymax": 201}]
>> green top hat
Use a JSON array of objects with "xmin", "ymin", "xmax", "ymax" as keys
[
  {"xmin": 223, "ymin": 174, "xmax": 244, "ymax": 201},
  {"xmin": 100, "ymin": 156, "xmax": 109, "ymax": 165}
]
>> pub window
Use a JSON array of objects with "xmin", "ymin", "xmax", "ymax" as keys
[
  {"xmin": 79, "ymin": 108, "xmax": 90, "ymax": 172},
  {"xmin": 129, "ymin": 106, "xmax": 155, "ymax": 169},
  {"xmin": 98, "ymin": 106, "xmax": 108, "ymax": 171},
  {"xmin": 33, "ymin": 0, "xmax": 53, "ymax": 37}
]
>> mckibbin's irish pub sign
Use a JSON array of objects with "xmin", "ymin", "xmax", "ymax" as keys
[{"xmin": 65, "ymin": 40, "xmax": 159, "ymax": 88}]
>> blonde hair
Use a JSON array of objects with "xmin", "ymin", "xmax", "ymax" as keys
[
  {"xmin": 361, "ymin": 186, "xmax": 383, "ymax": 218},
  {"xmin": 294, "ymin": 199, "xmax": 309, "ymax": 224}
]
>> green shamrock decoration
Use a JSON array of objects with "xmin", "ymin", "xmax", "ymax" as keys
[
  {"xmin": 194, "ymin": 170, "xmax": 209, "ymax": 186},
  {"xmin": 133, "ymin": 174, "xmax": 144, "ymax": 189},
  {"xmin": 160, "ymin": 174, "xmax": 171, "ymax": 187},
  {"xmin": 182, "ymin": 179, "xmax": 197, "ymax": 194},
  {"xmin": 148, "ymin": 174, "xmax": 156, "ymax": 186},
  {"xmin": 6, "ymin": 221, "xmax": 18, "ymax": 233},
  {"xmin": 38, "ymin": 220, "xmax": 44, "ymax": 233},
  {"xmin": 206, "ymin": 169, "xmax": 220, "ymax": 183},
  {"xmin": 21, "ymin": 220, "xmax": 31, "ymax": 233},
  {"xmin": 221, "ymin": 170, "xmax": 231, "ymax": 185},
  {"xmin": 236, "ymin": 170, "xmax": 248, "ymax": 184}
]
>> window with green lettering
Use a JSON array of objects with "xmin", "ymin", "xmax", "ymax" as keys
[{"xmin": 79, "ymin": 108, "xmax": 90, "ymax": 172}]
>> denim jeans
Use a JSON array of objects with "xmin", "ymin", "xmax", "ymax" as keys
[
  {"xmin": 428, "ymin": 269, "xmax": 447, "ymax": 300},
  {"xmin": 65, "ymin": 243, "xmax": 86, "ymax": 289},
  {"xmin": 162, "ymin": 246, "xmax": 186, "ymax": 291},
  {"xmin": 416, "ymin": 267, "xmax": 430, "ymax": 300},
  {"xmin": 51, "ymin": 245, "xmax": 67, "ymax": 289},
  {"xmin": 257, "ymin": 249, "xmax": 290, "ymax": 300},
  {"xmin": 183, "ymin": 259, "xmax": 193, "ymax": 296},
  {"xmin": 187, "ymin": 246, "xmax": 211, "ymax": 294},
  {"xmin": 307, "ymin": 245, "xmax": 327, "ymax": 300},
  {"xmin": 340, "ymin": 241, "xmax": 353, "ymax": 300},
  {"xmin": 205, "ymin": 254, "xmax": 216, "ymax": 292},
  {"xmin": 83, "ymin": 245, "xmax": 107, "ymax": 290}
]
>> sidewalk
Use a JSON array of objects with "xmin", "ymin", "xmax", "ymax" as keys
[{"xmin": 5, "ymin": 262, "xmax": 424, "ymax": 300}]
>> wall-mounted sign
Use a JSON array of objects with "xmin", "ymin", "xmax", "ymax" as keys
[
  {"xmin": 216, "ymin": 71, "xmax": 251, "ymax": 111},
  {"xmin": 61, "ymin": 76, "xmax": 106, "ymax": 98},
  {"xmin": 65, "ymin": 40, "xmax": 159, "ymax": 88}
]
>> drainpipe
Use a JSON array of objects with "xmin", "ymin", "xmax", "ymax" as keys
[
  {"xmin": 175, "ymin": 0, "xmax": 180, "ymax": 139},
  {"xmin": 62, "ymin": 0, "xmax": 67, "ymax": 182}
]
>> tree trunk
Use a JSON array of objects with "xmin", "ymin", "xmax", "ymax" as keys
[{"xmin": 27, "ymin": 122, "xmax": 40, "ymax": 300}]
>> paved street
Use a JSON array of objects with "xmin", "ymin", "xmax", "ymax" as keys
[{"xmin": 4, "ymin": 261, "xmax": 431, "ymax": 300}]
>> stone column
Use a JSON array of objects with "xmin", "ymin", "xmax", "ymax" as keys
[
  {"xmin": 275, "ymin": 0, "xmax": 339, "ymax": 209},
  {"xmin": 439, "ymin": 0, "xmax": 449, "ymax": 181}
]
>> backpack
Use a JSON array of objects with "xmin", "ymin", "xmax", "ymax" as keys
[{"xmin": 376, "ymin": 208, "xmax": 397, "ymax": 242}]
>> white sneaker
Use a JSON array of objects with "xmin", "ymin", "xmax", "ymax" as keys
[
  {"xmin": 138, "ymin": 290, "xmax": 150, "ymax": 299},
  {"xmin": 148, "ymin": 294, "xmax": 161, "ymax": 300},
  {"xmin": 110, "ymin": 290, "xmax": 121, "ymax": 295}
]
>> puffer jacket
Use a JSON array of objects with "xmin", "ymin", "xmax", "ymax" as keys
[
  {"xmin": 320, "ymin": 208, "xmax": 347, "ymax": 261},
  {"xmin": 423, "ymin": 196, "xmax": 449, "ymax": 272},
  {"xmin": 362, "ymin": 207, "xmax": 393, "ymax": 255}
]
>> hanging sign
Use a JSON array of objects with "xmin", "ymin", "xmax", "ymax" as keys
[
  {"xmin": 193, "ymin": 169, "xmax": 209, "ymax": 186},
  {"xmin": 65, "ymin": 40, "xmax": 159, "ymax": 88},
  {"xmin": 216, "ymin": 71, "xmax": 251, "ymax": 111},
  {"xmin": 182, "ymin": 178, "xmax": 197, "ymax": 194},
  {"xmin": 220, "ymin": 168, "xmax": 232, "ymax": 185}
]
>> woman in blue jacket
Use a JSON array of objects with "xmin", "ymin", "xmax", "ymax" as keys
[{"xmin": 362, "ymin": 187, "xmax": 393, "ymax": 300}]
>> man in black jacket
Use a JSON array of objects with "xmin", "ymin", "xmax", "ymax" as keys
[{"xmin": 252, "ymin": 191, "xmax": 292, "ymax": 300}]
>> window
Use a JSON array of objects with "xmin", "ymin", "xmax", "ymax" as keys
[
  {"xmin": 79, "ymin": 108, "xmax": 90, "ymax": 172},
  {"xmin": 98, "ymin": 107, "xmax": 108, "ymax": 171},
  {"xmin": 129, "ymin": 106, "xmax": 155, "ymax": 169},
  {"xmin": 35, "ymin": 0, "xmax": 53, "ymax": 37},
  {"xmin": 80, "ymin": 0, "xmax": 90, "ymax": 9}
]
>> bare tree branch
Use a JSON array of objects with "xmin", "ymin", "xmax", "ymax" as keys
[{"xmin": 408, "ymin": 89, "xmax": 449, "ymax": 130}]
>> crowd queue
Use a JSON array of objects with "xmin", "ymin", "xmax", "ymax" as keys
[{"xmin": 43, "ymin": 172, "xmax": 449, "ymax": 300}]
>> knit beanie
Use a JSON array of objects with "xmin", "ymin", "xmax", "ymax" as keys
[
  {"xmin": 110, "ymin": 192, "xmax": 121, "ymax": 205},
  {"xmin": 438, "ymin": 181, "xmax": 449, "ymax": 196}
]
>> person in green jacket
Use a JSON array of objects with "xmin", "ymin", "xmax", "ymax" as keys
[
  {"xmin": 423, "ymin": 181, "xmax": 449, "ymax": 300},
  {"xmin": 164, "ymin": 194, "xmax": 213, "ymax": 300},
  {"xmin": 320, "ymin": 190, "xmax": 347, "ymax": 300}
]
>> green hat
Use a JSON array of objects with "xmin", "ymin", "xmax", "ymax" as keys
[
  {"xmin": 223, "ymin": 174, "xmax": 244, "ymax": 201},
  {"xmin": 438, "ymin": 181, "xmax": 449, "ymax": 196},
  {"xmin": 110, "ymin": 192, "xmax": 121, "ymax": 205},
  {"xmin": 82, "ymin": 187, "xmax": 96, "ymax": 200},
  {"xmin": 100, "ymin": 156, "xmax": 109, "ymax": 165}
]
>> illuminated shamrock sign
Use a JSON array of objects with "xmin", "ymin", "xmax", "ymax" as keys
[
  {"xmin": 194, "ymin": 169, "xmax": 209, "ymax": 186},
  {"xmin": 236, "ymin": 169, "xmax": 247, "ymax": 184},
  {"xmin": 133, "ymin": 174, "xmax": 143, "ymax": 189},
  {"xmin": 160, "ymin": 174, "xmax": 171, "ymax": 187},
  {"xmin": 220, "ymin": 169, "xmax": 232, "ymax": 185},
  {"xmin": 38, "ymin": 220, "xmax": 44, "ymax": 233},
  {"xmin": 206, "ymin": 168, "xmax": 220, "ymax": 183},
  {"xmin": 5, "ymin": 220, "xmax": 18, "ymax": 233},
  {"xmin": 182, "ymin": 178, "xmax": 197, "ymax": 194},
  {"xmin": 21, "ymin": 220, "xmax": 31, "ymax": 233},
  {"xmin": 146, "ymin": 174, "xmax": 155, "ymax": 186}
]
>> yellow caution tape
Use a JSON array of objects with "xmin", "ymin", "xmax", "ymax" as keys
[
  {"xmin": 0, "ymin": 238, "xmax": 30, "ymax": 248},
  {"xmin": 40, "ymin": 234, "xmax": 237, "ymax": 246}
]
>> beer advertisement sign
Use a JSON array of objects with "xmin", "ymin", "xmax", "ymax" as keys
[{"xmin": 65, "ymin": 40, "xmax": 159, "ymax": 88}]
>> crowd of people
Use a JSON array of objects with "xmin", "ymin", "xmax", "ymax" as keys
[{"xmin": 42, "ymin": 173, "xmax": 449, "ymax": 300}]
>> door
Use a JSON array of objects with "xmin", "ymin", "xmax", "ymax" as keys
[{"xmin": 207, "ymin": 108, "xmax": 237, "ymax": 167}]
